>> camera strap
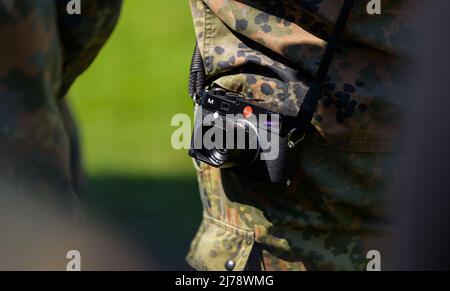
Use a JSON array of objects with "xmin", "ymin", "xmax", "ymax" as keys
[
  {"xmin": 189, "ymin": 42, "xmax": 205, "ymax": 101},
  {"xmin": 295, "ymin": 0, "xmax": 355, "ymax": 136}
]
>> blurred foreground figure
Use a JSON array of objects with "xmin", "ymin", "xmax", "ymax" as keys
[
  {"xmin": 0, "ymin": 0, "xmax": 127, "ymax": 270},
  {"xmin": 0, "ymin": 0, "xmax": 121, "ymax": 210},
  {"xmin": 187, "ymin": 0, "xmax": 419, "ymax": 271},
  {"xmin": 395, "ymin": 0, "xmax": 450, "ymax": 271}
]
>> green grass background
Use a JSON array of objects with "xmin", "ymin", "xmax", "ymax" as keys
[
  {"xmin": 69, "ymin": 0, "xmax": 201, "ymax": 270},
  {"xmin": 70, "ymin": 0, "xmax": 195, "ymax": 177}
]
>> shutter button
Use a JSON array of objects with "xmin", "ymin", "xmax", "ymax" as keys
[{"xmin": 225, "ymin": 260, "xmax": 236, "ymax": 271}]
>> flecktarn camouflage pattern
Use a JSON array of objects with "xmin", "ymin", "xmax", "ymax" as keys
[
  {"xmin": 0, "ymin": 0, "xmax": 121, "ymax": 213},
  {"xmin": 187, "ymin": 0, "xmax": 417, "ymax": 271}
]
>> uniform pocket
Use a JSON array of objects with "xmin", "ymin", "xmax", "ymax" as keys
[{"xmin": 186, "ymin": 214, "xmax": 255, "ymax": 271}]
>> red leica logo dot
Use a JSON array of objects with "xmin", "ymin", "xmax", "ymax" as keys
[{"xmin": 243, "ymin": 106, "xmax": 253, "ymax": 118}]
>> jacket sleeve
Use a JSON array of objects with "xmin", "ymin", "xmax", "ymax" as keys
[{"xmin": 57, "ymin": 0, "xmax": 123, "ymax": 97}]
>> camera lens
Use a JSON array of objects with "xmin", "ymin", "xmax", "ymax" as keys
[
  {"xmin": 192, "ymin": 118, "xmax": 260, "ymax": 169},
  {"xmin": 216, "ymin": 148, "xmax": 227, "ymax": 155},
  {"xmin": 210, "ymin": 147, "xmax": 229, "ymax": 165}
]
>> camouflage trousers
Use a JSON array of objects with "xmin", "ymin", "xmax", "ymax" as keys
[{"xmin": 187, "ymin": 133, "xmax": 396, "ymax": 271}]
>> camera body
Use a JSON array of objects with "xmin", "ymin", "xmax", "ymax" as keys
[{"xmin": 189, "ymin": 88, "xmax": 303, "ymax": 186}]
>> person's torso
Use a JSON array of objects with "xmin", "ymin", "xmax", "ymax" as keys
[{"xmin": 188, "ymin": 0, "xmax": 417, "ymax": 271}]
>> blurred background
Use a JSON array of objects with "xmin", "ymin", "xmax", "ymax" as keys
[{"xmin": 68, "ymin": 1, "xmax": 201, "ymax": 270}]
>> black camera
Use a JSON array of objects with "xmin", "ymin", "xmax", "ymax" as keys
[{"xmin": 189, "ymin": 87, "xmax": 304, "ymax": 186}]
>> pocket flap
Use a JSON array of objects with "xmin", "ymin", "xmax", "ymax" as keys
[{"xmin": 187, "ymin": 215, "xmax": 255, "ymax": 271}]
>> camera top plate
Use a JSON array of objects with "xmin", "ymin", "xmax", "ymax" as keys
[{"xmin": 200, "ymin": 89, "xmax": 292, "ymax": 133}]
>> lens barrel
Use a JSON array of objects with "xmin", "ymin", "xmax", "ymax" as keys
[{"xmin": 192, "ymin": 118, "xmax": 260, "ymax": 169}]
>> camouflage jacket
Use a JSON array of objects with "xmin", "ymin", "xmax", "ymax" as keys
[
  {"xmin": 187, "ymin": 0, "xmax": 417, "ymax": 271},
  {"xmin": 0, "ymin": 0, "xmax": 121, "ymax": 213}
]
